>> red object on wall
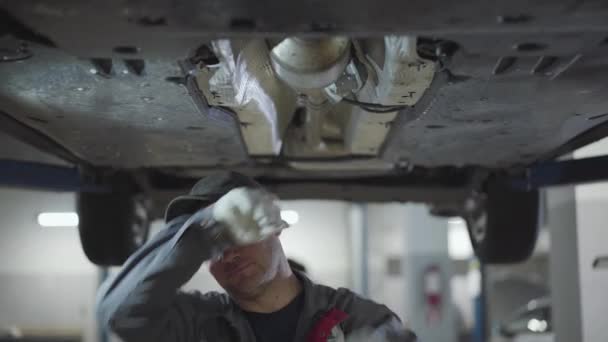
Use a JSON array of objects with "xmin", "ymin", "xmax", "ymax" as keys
[{"xmin": 424, "ymin": 265, "xmax": 443, "ymax": 325}]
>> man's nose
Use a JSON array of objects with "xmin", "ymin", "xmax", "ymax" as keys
[{"xmin": 221, "ymin": 246, "xmax": 241, "ymax": 263}]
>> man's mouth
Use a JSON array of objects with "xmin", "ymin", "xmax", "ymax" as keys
[{"xmin": 227, "ymin": 262, "xmax": 254, "ymax": 277}]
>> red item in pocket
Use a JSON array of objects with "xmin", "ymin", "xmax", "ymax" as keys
[{"xmin": 307, "ymin": 308, "xmax": 349, "ymax": 342}]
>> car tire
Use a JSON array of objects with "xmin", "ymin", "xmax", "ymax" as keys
[
  {"xmin": 77, "ymin": 190, "xmax": 150, "ymax": 266},
  {"xmin": 464, "ymin": 179, "xmax": 540, "ymax": 264}
]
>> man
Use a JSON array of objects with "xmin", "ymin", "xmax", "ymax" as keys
[{"xmin": 97, "ymin": 171, "xmax": 416, "ymax": 342}]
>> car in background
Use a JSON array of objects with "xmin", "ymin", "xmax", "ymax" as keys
[
  {"xmin": 496, "ymin": 297, "xmax": 553, "ymax": 342},
  {"xmin": 1, "ymin": 1, "xmax": 608, "ymax": 266}
]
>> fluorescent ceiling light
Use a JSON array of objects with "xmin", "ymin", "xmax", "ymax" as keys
[
  {"xmin": 38, "ymin": 212, "xmax": 79, "ymax": 227},
  {"xmin": 448, "ymin": 217, "xmax": 473, "ymax": 260},
  {"xmin": 281, "ymin": 210, "xmax": 299, "ymax": 225}
]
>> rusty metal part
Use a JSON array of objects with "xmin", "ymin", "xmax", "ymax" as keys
[{"xmin": 270, "ymin": 37, "xmax": 351, "ymax": 89}]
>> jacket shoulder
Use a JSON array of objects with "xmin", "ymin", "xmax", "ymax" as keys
[
  {"xmin": 312, "ymin": 284, "xmax": 400, "ymax": 332},
  {"xmin": 178, "ymin": 290, "xmax": 233, "ymax": 317}
]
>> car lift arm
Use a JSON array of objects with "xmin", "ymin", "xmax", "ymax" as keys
[
  {"xmin": 0, "ymin": 159, "xmax": 106, "ymax": 192},
  {"xmin": 512, "ymin": 155, "xmax": 608, "ymax": 190},
  {"xmin": 3, "ymin": 155, "xmax": 608, "ymax": 192}
]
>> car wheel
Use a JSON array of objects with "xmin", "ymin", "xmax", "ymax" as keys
[
  {"xmin": 463, "ymin": 179, "xmax": 540, "ymax": 264},
  {"xmin": 77, "ymin": 190, "xmax": 150, "ymax": 266}
]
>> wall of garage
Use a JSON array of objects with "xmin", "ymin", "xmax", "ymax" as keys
[
  {"xmin": 1, "ymin": 182, "xmax": 479, "ymax": 341},
  {"xmin": 574, "ymin": 138, "xmax": 608, "ymax": 342},
  {"xmin": 0, "ymin": 188, "xmax": 98, "ymax": 341},
  {"xmin": 0, "ymin": 189, "xmax": 355, "ymax": 341},
  {"xmin": 367, "ymin": 203, "xmax": 409, "ymax": 322}
]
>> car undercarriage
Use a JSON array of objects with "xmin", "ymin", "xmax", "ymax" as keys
[{"xmin": 1, "ymin": 0, "xmax": 608, "ymax": 264}]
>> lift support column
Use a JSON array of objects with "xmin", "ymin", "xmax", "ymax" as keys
[
  {"xmin": 544, "ymin": 139, "xmax": 608, "ymax": 342},
  {"xmin": 546, "ymin": 184, "xmax": 583, "ymax": 342},
  {"xmin": 403, "ymin": 204, "xmax": 456, "ymax": 342},
  {"xmin": 570, "ymin": 141, "xmax": 608, "ymax": 342}
]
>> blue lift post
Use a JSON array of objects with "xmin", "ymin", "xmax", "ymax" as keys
[
  {"xmin": 4, "ymin": 153, "xmax": 608, "ymax": 193},
  {"xmin": 4, "ymin": 154, "xmax": 608, "ymax": 192},
  {"xmin": 512, "ymin": 154, "xmax": 608, "ymax": 190},
  {"xmin": 0, "ymin": 159, "xmax": 107, "ymax": 192}
]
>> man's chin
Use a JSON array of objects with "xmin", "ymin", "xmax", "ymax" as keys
[{"xmin": 226, "ymin": 275, "xmax": 265, "ymax": 298}]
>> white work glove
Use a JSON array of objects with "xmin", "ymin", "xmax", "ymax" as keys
[{"xmin": 212, "ymin": 187, "xmax": 288, "ymax": 245}]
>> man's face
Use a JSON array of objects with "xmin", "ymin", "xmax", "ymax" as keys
[{"xmin": 209, "ymin": 235, "xmax": 282, "ymax": 299}]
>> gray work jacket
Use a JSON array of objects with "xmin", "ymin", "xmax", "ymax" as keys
[{"xmin": 97, "ymin": 211, "xmax": 415, "ymax": 342}]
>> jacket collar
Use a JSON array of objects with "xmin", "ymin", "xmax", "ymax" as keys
[
  {"xmin": 293, "ymin": 270, "xmax": 337, "ymax": 341},
  {"xmin": 226, "ymin": 270, "xmax": 334, "ymax": 341}
]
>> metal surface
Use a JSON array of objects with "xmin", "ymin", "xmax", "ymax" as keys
[
  {"xmin": 192, "ymin": 35, "xmax": 435, "ymax": 160},
  {"xmin": 0, "ymin": 1, "xmax": 607, "ymax": 174},
  {"xmin": 0, "ymin": 47, "xmax": 248, "ymax": 168},
  {"xmin": 374, "ymin": 36, "xmax": 436, "ymax": 106},
  {"xmin": 270, "ymin": 37, "xmax": 350, "ymax": 89},
  {"xmin": 382, "ymin": 52, "xmax": 608, "ymax": 167},
  {"xmin": 546, "ymin": 185, "xmax": 583, "ymax": 342},
  {"xmin": 0, "ymin": 110, "xmax": 88, "ymax": 167},
  {"xmin": 5, "ymin": 0, "xmax": 608, "ymax": 41},
  {"xmin": 513, "ymin": 155, "xmax": 608, "ymax": 189},
  {"xmin": 592, "ymin": 256, "xmax": 608, "ymax": 270},
  {"xmin": 154, "ymin": 178, "xmax": 470, "ymax": 203},
  {"xmin": 97, "ymin": 267, "xmax": 110, "ymax": 342},
  {"xmin": 146, "ymin": 171, "xmax": 471, "ymax": 218},
  {"xmin": 349, "ymin": 204, "xmax": 369, "ymax": 296},
  {"xmin": 0, "ymin": 159, "xmax": 106, "ymax": 192},
  {"xmin": 0, "ymin": 131, "xmax": 70, "ymax": 166},
  {"xmin": 345, "ymin": 36, "xmax": 435, "ymax": 156},
  {"xmin": 0, "ymin": 40, "xmax": 32, "ymax": 62},
  {"xmin": 193, "ymin": 39, "xmax": 297, "ymax": 156}
]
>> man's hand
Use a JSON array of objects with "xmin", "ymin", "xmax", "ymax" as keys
[{"xmin": 212, "ymin": 187, "xmax": 288, "ymax": 245}]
